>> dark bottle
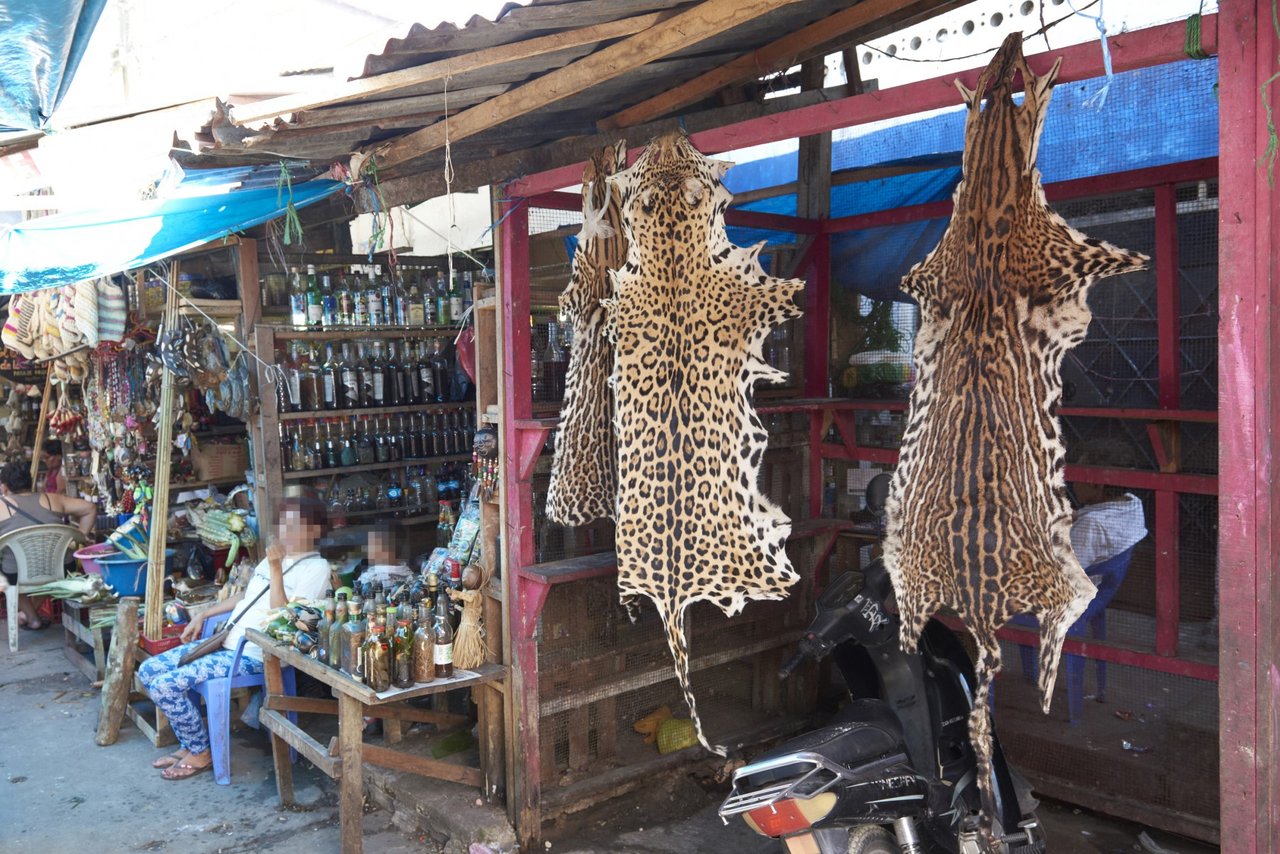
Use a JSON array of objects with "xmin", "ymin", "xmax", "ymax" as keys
[
  {"xmin": 316, "ymin": 600, "xmax": 334, "ymax": 664},
  {"xmin": 339, "ymin": 343, "xmax": 361, "ymax": 409},
  {"xmin": 340, "ymin": 418, "xmax": 358, "ymax": 467},
  {"xmin": 390, "ymin": 342, "xmax": 408, "ymax": 405},
  {"xmin": 369, "ymin": 342, "xmax": 387, "ymax": 407},
  {"xmin": 403, "ymin": 340, "xmax": 421, "ymax": 404},
  {"xmin": 430, "ymin": 412, "xmax": 444, "ymax": 457},
  {"xmin": 417, "ymin": 340, "xmax": 436, "ymax": 403},
  {"xmin": 406, "ymin": 413, "xmax": 424, "ymax": 460},
  {"xmin": 321, "ymin": 344, "xmax": 340, "ymax": 410},
  {"xmin": 355, "ymin": 344, "xmax": 373, "ymax": 409},
  {"xmin": 279, "ymin": 424, "xmax": 294, "ymax": 471},
  {"xmin": 442, "ymin": 411, "xmax": 458, "ymax": 455},
  {"xmin": 386, "ymin": 342, "xmax": 404, "ymax": 406},
  {"xmin": 429, "ymin": 339, "xmax": 450, "ymax": 403},
  {"xmin": 310, "ymin": 420, "xmax": 325, "ymax": 470},
  {"xmin": 301, "ymin": 344, "xmax": 324, "ymax": 412},
  {"xmin": 386, "ymin": 415, "xmax": 403, "ymax": 461},
  {"xmin": 433, "ymin": 582, "xmax": 454, "ymax": 678},
  {"xmin": 375, "ymin": 418, "xmax": 391, "ymax": 463},
  {"xmin": 283, "ymin": 343, "xmax": 304, "ymax": 413},
  {"xmin": 327, "ymin": 593, "xmax": 346, "ymax": 667},
  {"xmin": 361, "ymin": 622, "xmax": 392, "ymax": 692},
  {"xmin": 356, "ymin": 417, "xmax": 376, "ymax": 465},
  {"xmin": 323, "ymin": 420, "xmax": 340, "ymax": 469}
]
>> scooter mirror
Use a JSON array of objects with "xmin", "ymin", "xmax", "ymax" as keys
[{"xmin": 865, "ymin": 473, "xmax": 892, "ymax": 515}]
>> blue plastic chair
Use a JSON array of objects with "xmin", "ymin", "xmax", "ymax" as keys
[
  {"xmin": 189, "ymin": 611, "xmax": 297, "ymax": 785},
  {"xmin": 1010, "ymin": 546, "xmax": 1136, "ymax": 723}
]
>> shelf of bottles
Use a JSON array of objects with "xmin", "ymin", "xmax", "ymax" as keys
[{"xmin": 283, "ymin": 263, "xmax": 477, "ymax": 332}]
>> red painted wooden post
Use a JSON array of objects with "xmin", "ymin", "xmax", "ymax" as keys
[
  {"xmin": 804, "ymin": 232, "xmax": 831, "ymax": 398},
  {"xmin": 1217, "ymin": 0, "xmax": 1280, "ymax": 847},
  {"xmin": 497, "ymin": 196, "xmax": 543, "ymax": 848},
  {"xmin": 1153, "ymin": 184, "xmax": 1182, "ymax": 657}
]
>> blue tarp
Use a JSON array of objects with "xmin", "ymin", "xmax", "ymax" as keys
[
  {"xmin": 0, "ymin": 179, "xmax": 345, "ymax": 293},
  {"xmin": 720, "ymin": 59, "xmax": 1220, "ymax": 302},
  {"xmin": 0, "ymin": 0, "xmax": 107, "ymax": 132}
]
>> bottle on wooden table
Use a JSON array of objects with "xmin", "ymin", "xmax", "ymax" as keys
[
  {"xmin": 392, "ymin": 607, "xmax": 414, "ymax": 689},
  {"xmin": 412, "ymin": 601, "xmax": 434, "ymax": 683},
  {"xmin": 328, "ymin": 593, "xmax": 346, "ymax": 667},
  {"xmin": 339, "ymin": 596, "xmax": 366, "ymax": 677},
  {"xmin": 315, "ymin": 600, "xmax": 334, "ymax": 664},
  {"xmin": 433, "ymin": 587, "xmax": 454, "ymax": 679},
  {"xmin": 361, "ymin": 622, "xmax": 392, "ymax": 692}
]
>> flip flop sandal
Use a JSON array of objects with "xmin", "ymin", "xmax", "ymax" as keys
[
  {"xmin": 151, "ymin": 751, "xmax": 187, "ymax": 769},
  {"xmin": 19, "ymin": 619, "xmax": 47, "ymax": 631},
  {"xmin": 161, "ymin": 760, "xmax": 211, "ymax": 781}
]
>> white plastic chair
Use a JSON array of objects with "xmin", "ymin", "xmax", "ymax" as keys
[{"xmin": 2, "ymin": 524, "xmax": 87, "ymax": 652}]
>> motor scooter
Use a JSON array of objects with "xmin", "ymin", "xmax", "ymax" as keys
[{"xmin": 719, "ymin": 475, "xmax": 1045, "ymax": 854}]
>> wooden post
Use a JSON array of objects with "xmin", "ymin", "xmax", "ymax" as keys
[
  {"xmin": 95, "ymin": 597, "xmax": 140, "ymax": 746},
  {"xmin": 338, "ymin": 693, "xmax": 365, "ymax": 854},
  {"xmin": 144, "ymin": 263, "xmax": 181, "ymax": 640},
  {"xmin": 29, "ymin": 367, "xmax": 52, "ymax": 488}
]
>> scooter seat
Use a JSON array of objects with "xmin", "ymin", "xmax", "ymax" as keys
[{"xmin": 751, "ymin": 699, "xmax": 906, "ymax": 781}]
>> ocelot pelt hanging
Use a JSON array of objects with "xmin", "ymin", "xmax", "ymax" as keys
[
  {"xmin": 883, "ymin": 33, "xmax": 1147, "ymax": 837},
  {"xmin": 546, "ymin": 141, "xmax": 628, "ymax": 525},
  {"xmin": 603, "ymin": 132, "xmax": 803, "ymax": 752}
]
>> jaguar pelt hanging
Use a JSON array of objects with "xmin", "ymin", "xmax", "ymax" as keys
[
  {"xmin": 603, "ymin": 132, "xmax": 803, "ymax": 752},
  {"xmin": 883, "ymin": 33, "xmax": 1148, "ymax": 837},
  {"xmin": 547, "ymin": 141, "xmax": 629, "ymax": 526}
]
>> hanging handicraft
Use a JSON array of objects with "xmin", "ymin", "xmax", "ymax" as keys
[
  {"xmin": 604, "ymin": 132, "xmax": 803, "ymax": 752},
  {"xmin": 882, "ymin": 34, "xmax": 1148, "ymax": 836}
]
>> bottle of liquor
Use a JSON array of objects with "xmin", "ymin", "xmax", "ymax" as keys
[
  {"xmin": 361, "ymin": 621, "xmax": 392, "ymax": 692},
  {"xmin": 401, "ymin": 340, "xmax": 421, "ymax": 404},
  {"xmin": 423, "ymin": 270, "xmax": 438, "ymax": 325},
  {"xmin": 462, "ymin": 271, "xmax": 475, "ymax": 317},
  {"xmin": 428, "ymin": 412, "xmax": 443, "ymax": 457},
  {"xmin": 391, "ymin": 606, "xmax": 414, "ymax": 689},
  {"xmin": 339, "ymin": 596, "xmax": 366, "ymax": 677},
  {"xmin": 395, "ymin": 274, "xmax": 411, "ymax": 329},
  {"xmin": 316, "ymin": 600, "xmax": 334, "ymax": 664},
  {"xmin": 340, "ymin": 418, "xmax": 358, "ymax": 467},
  {"xmin": 437, "ymin": 500, "xmax": 455, "ymax": 549},
  {"xmin": 323, "ymin": 420, "xmax": 340, "ymax": 469},
  {"xmin": 352, "ymin": 275, "xmax": 369, "ymax": 326},
  {"xmin": 339, "ymin": 343, "xmax": 361, "ymax": 409},
  {"xmin": 366, "ymin": 269, "xmax": 383, "ymax": 327},
  {"xmin": 411, "ymin": 601, "xmax": 434, "ymax": 683},
  {"xmin": 289, "ymin": 267, "xmax": 308, "ymax": 326},
  {"xmin": 306, "ymin": 265, "xmax": 323, "ymax": 327},
  {"xmin": 387, "ymin": 471, "xmax": 404, "ymax": 513},
  {"xmin": 336, "ymin": 272, "xmax": 355, "ymax": 326},
  {"xmin": 430, "ymin": 339, "xmax": 450, "ymax": 403},
  {"xmin": 387, "ymin": 415, "xmax": 403, "ymax": 461},
  {"xmin": 321, "ymin": 273, "xmax": 339, "ymax": 328},
  {"xmin": 369, "ymin": 342, "xmax": 387, "ymax": 407},
  {"xmin": 407, "ymin": 272, "xmax": 426, "ymax": 327},
  {"xmin": 290, "ymin": 424, "xmax": 307, "ymax": 472},
  {"xmin": 449, "ymin": 271, "xmax": 465, "ymax": 322},
  {"xmin": 381, "ymin": 267, "xmax": 399, "ymax": 327},
  {"xmin": 441, "ymin": 410, "xmax": 457, "ymax": 455},
  {"xmin": 354, "ymin": 344, "xmax": 373, "ymax": 409},
  {"xmin": 279, "ymin": 424, "xmax": 294, "ymax": 471},
  {"xmin": 434, "ymin": 583, "xmax": 454, "ymax": 678},
  {"xmin": 384, "ymin": 343, "xmax": 402, "ymax": 407},
  {"xmin": 283, "ymin": 343, "xmax": 304, "ymax": 412},
  {"xmin": 417, "ymin": 340, "xmax": 436, "ymax": 403},
  {"xmin": 389, "ymin": 342, "xmax": 408, "ymax": 405},
  {"xmin": 435, "ymin": 272, "xmax": 450, "ymax": 326},
  {"xmin": 296, "ymin": 345, "xmax": 319, "ymax": 412},
  {"xmin": 321, "ymin": 343, "xmax": 340, "ymax": 410},
  {"xmin": 328, "ymin": 593, "xmax": 346, "ymax": 667},
  {"xmin": 356, "ymin": 417, "xmax": 376, "ymax": 465},
  {"xmin": 310, "ymin": 420, "xmax": 325, "ymax": 470},
  {"xmin": 375, "ymin": 418, "xmax": 391, "ymax": 463}
]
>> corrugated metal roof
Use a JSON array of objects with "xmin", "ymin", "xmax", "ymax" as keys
[{"xmin": 173, "ymin": 0, "xmax": 961, "ymax": 202}]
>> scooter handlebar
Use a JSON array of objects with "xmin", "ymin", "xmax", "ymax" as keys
[{"xmin": 778, "ymin": 649, "xmax": 807, "ymax": 679}]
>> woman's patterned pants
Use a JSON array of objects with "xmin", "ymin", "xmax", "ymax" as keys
[{"xmin": 137, "ymin": 643, "xmax": 264, "ymax": 754}]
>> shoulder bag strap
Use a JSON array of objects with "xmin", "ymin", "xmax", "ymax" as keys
[{"xmin": 220, "ymin": 553, "xmax": 316, "ymax": 632}]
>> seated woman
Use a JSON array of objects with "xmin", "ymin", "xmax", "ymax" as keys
[
  {"xmin": 139, "ymin": 496, "xmax": 331, "ymax": 780},
  {"xmin": 0, "ymin": 460, "xmax": 97, "ymax": 630}
]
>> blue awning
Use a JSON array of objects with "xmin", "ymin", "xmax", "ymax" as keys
[
  {"xmin": 0, "ymin": 179, "xmax": 345, "ymax": 293},
  {"xmin": 0, "ymin": 0, "xmax": 107, "ymax": 133}
]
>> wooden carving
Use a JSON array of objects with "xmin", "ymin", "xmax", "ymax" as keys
[
  {"xmin": 883, "ymin": 33, "xmax": 1148, "ymax": 835},
  {"xmin": 547, "ymin": 141, "xmax": 629, "ymax": 525},
  {"xmin": 604, "ymin": 132, "xmax": 803, "ymax": 752}
]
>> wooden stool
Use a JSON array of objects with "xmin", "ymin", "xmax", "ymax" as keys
[{"xmin": 61, "ymin": 599, "xmax": 112, "ymax": 682}]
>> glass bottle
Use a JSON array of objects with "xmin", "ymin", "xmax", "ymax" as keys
[
  {"xmin": 375, "ymin": 418, "xmax": 391, "ymax": 463},
  {"xmin": 381, "ymin": 267, "xmax": 399, "ymax": 327},
  {"xmin": 530, "ymin": 324, "xmax": 545, "ymax": 402},
  {"xmin": 430, "ymin": 412, "xmax": 444, "ymax": 457},
  {"xmin": 423, "ymin": 270, "xmax": 438, "ymax": 325},
  {"xmin": 356, "ymin": 417, "xmax": 376, "ymax": 464},
  {"xmin": 361, "ymin": 622, "xmax": 392, "ymax": 692},
  {"xmin": 355, "ymin": 344, "xmax": 373, "ymax": 409},
  {"xmin": 390, "ymin": 342, "xmax": 408, "ymax": 405},
  {"xmin": 340, "ymin": 418, "xmax": 358, "ymax": 467},
  {"xmin": 430, "ymin": 339, "xmax": 450, "ymax": 403},
  {"xmin": 435, "ymin": 272, "xmax": 450, "ymax": 326},
  {"xmin": 283, "ymin": 342, "xmax": 304, "ymax": 412},
  {"xmin": 327, "ymin": 593, "xmax": 346, "ymax": 667},
  {"xmin": 407, "ymin": 274, "xmax": 426, "ymax": 327},
  {"xmin": 449, "ymin": 271, "xmax": 464, "ymax": 322},
  {"xmin": 323, "ymin": 420, "xmax": 340, "ymax": 469},
  {"xmin": 289, "ymin": 266, "xmax": 307, "ymax": 327},
  {"xmin": 339, "ymin": 596, "xmax": 366, "ymax": 677},
  {"xmin": 366, "ymin": 269, "xmax": 383, "ymax": 327},
  {"xmin": 290, "ymin": 424, "xmax": 306, "ymax": 472},
  {"xmin": 301, "ymin": 344, "xmax": 323, "ymax": 412},
  {"xmin": 336, "ymin": 272, "xmax": 355, "ymax": 326},
  {"xmin": 310, "ymin": 420, "xmax": 325, "ymax": 470},
  {"xmin": 411, "ymin": 601, "xmax": 434, "ymax": 683},
  {"xmin": 352, "ymin": 274, "xmax": 369, "ymax": 326},
  {"xmin": 437, "ymin": 500, "xmax": 455, "ymax": 549},
  {"xmin": 384, "ymin": 342, "xmax": 402, "ymax": 407},
  {"xmin": 321, "ymin": 273, "xmax": 339, "ymax": 328},
  {"xmin": 305, "ymin": 264, "xmax": 323, "ymax": 327},
  {"xmin": 403, "ymin": 340, "xmax": 421, "ymax": 404},
  {"xmin": 417, "ymin": 340, "xmax": 436, "ymax": 403},
  {"xmin": 321, "ymin": 343, "xmax": 340, "ymax": 410},
  {"xmin": 442, "ymin": 410, "xmax": 458, "ymax": 455},
  {"xmin": 387, "ymin": 471, "xmax": 404, "ymax": 512},
  {"xmin": 544, "ymin": 320, "xmax": 568, "ymax": 400},
  {"xmin": 369, "ymin": 342, "xmax": 387, "ymax": 407},
  {"xmin": 316, "ymin": 600, "xmax": 334, "ymax": 664},
  {"xmin": 340, "ymin": 343, "xmax": 361, "ymax": 409},
  {"xmin": 433, "ymin": 584, "xmax": 454, "ymax": 679},
  {"xmin": 392, "ymin": 606, "xmax": 414, "ymax": 689}
]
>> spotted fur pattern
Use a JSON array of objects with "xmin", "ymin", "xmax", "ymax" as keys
[
  {"xmin": 883, "ymin": 34, "xmax": 1148, "ymax": 835},
  {"xmin": 547, "ymin": 141, "xmax": 629, "ymax": 525},
  {"xmin": 603, "ymin": 132, "xmax": 803, "ymax": 753}
]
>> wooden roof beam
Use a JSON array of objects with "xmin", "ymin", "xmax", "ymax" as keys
[
  {"xmin": 364, "ymin": 0, "xmax": 806, "ymax": 172},
  {"xmin": 228, "ymin": 10, "xmax": 671, "ymax": 128},
  {"xmin": 599, "ymin": 0, "xmax": 953, "ymax": 130}
]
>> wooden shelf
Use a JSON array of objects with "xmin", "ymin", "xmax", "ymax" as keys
[
  {"xmin": 266, "ymin": 324, "xmax": 459, "ymax": 341},
  {"xmin": 282, "ymin": 454, "xmax": 471, "ymax": 480},
  {"xmin": 335, "ymin": 507, "xmax": 439, "ymax": 522},
  {"xmin": 171, "ymin": 476, "xmax": 247, "ymax": 490},
  {"xmin": 279, "ymin": 401, "xmax": 473, "ymax": 421}
]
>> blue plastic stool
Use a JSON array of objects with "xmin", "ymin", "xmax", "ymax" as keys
[
  {"xmin": 1010, "ymin": 546, "xmax": 1135, "ymax": 723},
  {"xmin": 189, "ymin": 611, "xmax": 297, "ymax": 785}
]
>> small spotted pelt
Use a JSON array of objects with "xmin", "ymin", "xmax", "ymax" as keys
[
  {"xmin": 603, "ymin": 132, "xmax": 803, "ymax": 753},
  {"xmin": 547, "ymin": 141, "xmax": 629, "ymax": 525},
  {"xmin": 883, "ymin": 33, "xmax": 1148, "ymax": 838}
]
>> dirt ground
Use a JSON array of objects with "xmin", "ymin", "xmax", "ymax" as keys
[{"xmin": 2, "ymin": 619, "xmax": 1219, "ymax": 853}]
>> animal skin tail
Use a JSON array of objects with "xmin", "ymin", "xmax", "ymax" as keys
[
  {"xmin": 967, "ymin": 631, "xmax": 1003, "ymax": 841},
  {"xmin": 659, "ymin": 600, "xmax": 726, "ymax": 756}
]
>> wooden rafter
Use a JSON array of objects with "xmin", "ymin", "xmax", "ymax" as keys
[
  {"xmin": 365, "ymin": 0, "xmax": 805, "ymax": 171},
  {"xmin": 229, "ymin": 11, "xmax": 671, "ymax": 127},
  {"xmin": 600, "ymin": 0, "xmax": 952, "ymax": 129}
]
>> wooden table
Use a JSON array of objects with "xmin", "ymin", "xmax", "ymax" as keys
[{"xmin": 246, "ymin": 629, "xmax": 505, "ymax": 854}]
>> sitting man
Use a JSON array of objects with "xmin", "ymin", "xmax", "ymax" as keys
[{"xmin": 1070, "ymin": 441, "xmax": 1148, "ymax": 571}]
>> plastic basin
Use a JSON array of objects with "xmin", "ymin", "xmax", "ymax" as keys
[{"xmin": 74, "ymin": 542, "xmax": 119, "ymax": 576}]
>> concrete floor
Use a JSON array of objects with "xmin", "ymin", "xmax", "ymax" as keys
[{"xmin": 2, "ymin": 619, "xmax": 1219, "ymax": 853}]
